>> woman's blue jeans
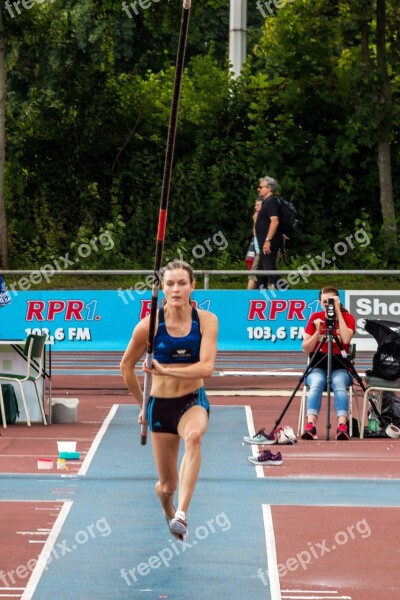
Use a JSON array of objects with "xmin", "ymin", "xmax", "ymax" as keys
[{"xmin": 305, "ymin": 367, "xmax": 353, "ymax": 418}]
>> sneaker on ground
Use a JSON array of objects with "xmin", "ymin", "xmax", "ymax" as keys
[
  {"xmin": 247, "ymin": 449, "xmax": 283, "ymax": 466},
  {"xmin": 301, "ymin": 422, "xmax": 318, "ymax": 440},
  {"xmin": 243, "ymin": 428, "xmax": 277, "ymax": 445},
  {"xmin": 336, "ymin": 423, "xmax": 349, "ymax": 440}
]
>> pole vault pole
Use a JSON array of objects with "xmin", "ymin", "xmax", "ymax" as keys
[{"xmin": 141, "ymin": 0, "xmax": 191, "ymax": 445}]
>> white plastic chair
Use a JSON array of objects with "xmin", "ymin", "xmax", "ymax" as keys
[{"xmin": 0, "ymin": 334, "xmax": 48, "ymax": 427}]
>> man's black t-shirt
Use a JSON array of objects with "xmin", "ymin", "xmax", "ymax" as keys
[{"xmin": 255, "ymin": 195, "xmax": 284, "ymax": 250}]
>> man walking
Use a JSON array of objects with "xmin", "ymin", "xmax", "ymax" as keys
[{"xmin": 254, "ymin": 176, "xmax": 284, "ymax": 290}]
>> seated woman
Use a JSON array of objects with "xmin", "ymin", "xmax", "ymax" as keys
[{"xmin": 301, "ymin": 286, "xmax": 355, "ymax": 441}]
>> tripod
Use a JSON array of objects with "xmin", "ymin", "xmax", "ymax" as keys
[{"xmin": 268, "ymin": 322, "xmax": 393, "ymax": 441}]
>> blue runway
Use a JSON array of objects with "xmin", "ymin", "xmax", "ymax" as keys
[{"xmin": 1, "ymin": 405, "xmax": 399, "ymax": 599}]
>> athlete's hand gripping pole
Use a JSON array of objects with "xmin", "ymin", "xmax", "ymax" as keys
[
  {"xmin": 140, "ymin": 0, "xmax": 191, "ymax": 445},
  {"xmin": 140, "ymin": 353, "xmax": 153, "ymax": 445}
]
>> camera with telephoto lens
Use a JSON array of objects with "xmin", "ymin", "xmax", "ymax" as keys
[{"xmin": 325, "ymin": 298, "xmax": 336, "ymax": 327}]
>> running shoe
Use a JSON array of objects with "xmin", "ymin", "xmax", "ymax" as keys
[
  {"xmin": 243, "ymin": 428, "xmax": 277, "ymax": 445},
  {"xmin": 164, "ymin": 513, "xmax": 182, "ymax": 541},
  {"xmin": 169, "ymin": 514, "xmax": 189, "ymax": 541},
  {"xmin": 336, "ymin": 423, "xmax": 349, "ymax": 440},
  {"xmin": 301, "ymin": 422, "xmax": 318, "ymax": 440},
  {"xmin": 247, "ymin": 449, "xmax": 283, "ymax": 466}
]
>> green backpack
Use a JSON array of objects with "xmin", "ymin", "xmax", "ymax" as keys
[{"xmin": 1, "ymin": 384, "xmax": 20, "ymax": 424}]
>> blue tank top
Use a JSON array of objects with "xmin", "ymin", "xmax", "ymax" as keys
[{"xmin": 153, "ymin": 307, "xmax": 201, "ymax": 364}]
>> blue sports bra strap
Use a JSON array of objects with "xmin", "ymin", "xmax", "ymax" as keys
[{"xmin": 191, "ymin": 307, "xmax": 199, "ymax": 322}]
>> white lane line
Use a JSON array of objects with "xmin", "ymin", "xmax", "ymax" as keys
[
  {"xmin": 245, "ymin": 405, "xmax": 256, "ymax": 437},
  {"xmin": 21, "ymin": 500, "xmax": 73, "ymax": 600},
  {"xmin": 210, "ymin": 390, "xmax": 302, "ymax": 396},
  {"xmin": 0, "ymin": 500, "xmax": 55, "ymax": 504},
  {"xmin": 16, "ymin": 532, "xmax": 48, "ymax": 536},
  {"xmin": 219, "ymin": 370, "xmax": 366, "ymax": 378},
  {"xmin": 262, "ymin": 504, "xmax": 282, "ymax": 600},
  {"xmin": 282, "ymin": 591, "xmax": 351, "ymax": 600},
  {"xmin": 244, "ymin": 405, "xmax": 265, "ymax": 478},
  {"xmin": 78, "ymin": 404, "xmax": 118, "ymax": 476}
]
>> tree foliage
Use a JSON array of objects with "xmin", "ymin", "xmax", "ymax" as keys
[{"xmin": 1, "ymin": 0, "xmax": 399, "ymax": 273}]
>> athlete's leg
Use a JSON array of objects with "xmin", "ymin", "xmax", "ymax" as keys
[
  {"xmin": 152, "ymin": 432, "xmax": 180, "ymax": 520},
  {"xmin": 176, "ymin": 405, "xmax": 209, "ymax": 514}
]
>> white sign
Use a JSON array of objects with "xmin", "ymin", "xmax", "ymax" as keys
[{"xmin": 346, "ymin": 291, "xmax": 400, "ymax": 350}]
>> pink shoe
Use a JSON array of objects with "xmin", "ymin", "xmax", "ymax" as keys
[
  {"xmin": 336, "ymin": 423, "xmax": 349, "ymax": 440},
  {"xmin": 301, "ymin": 422, "xmax": 318, "ymax": 440}
]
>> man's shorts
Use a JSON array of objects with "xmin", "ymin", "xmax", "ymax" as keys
[
  {"xmin": 147, "ymin": 387, "xmax": 210, "ymax": 434},
  {"xmin": 248, "ymin": 253, "xmax": 259, "ymax": 282}
]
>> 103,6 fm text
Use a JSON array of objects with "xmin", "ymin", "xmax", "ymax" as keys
[{"xmin": 25, "ymin": 327, "xmax": 92, "ymax": 342}]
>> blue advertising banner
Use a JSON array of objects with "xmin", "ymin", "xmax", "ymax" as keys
[{"xmin": 0, "ymin": 289, "xmax": 335, "ymax": 351}]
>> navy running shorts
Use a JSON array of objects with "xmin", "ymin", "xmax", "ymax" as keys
[{"xmin": 147, "ymin": 387, "xmax": 210, "ymax": 434}]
